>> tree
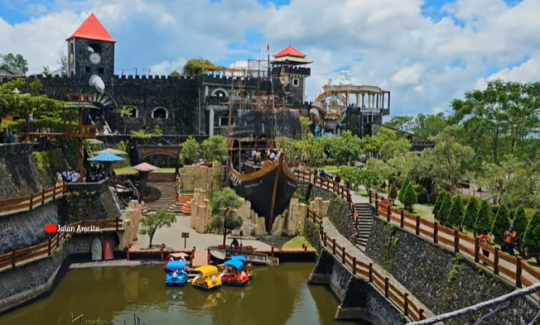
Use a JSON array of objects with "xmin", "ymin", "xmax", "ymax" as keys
[
  {"xmin": 297, "ymin": 133, "xmax": 325, "ymax": 165},
  {"xmin": 202, "ymin": 135, "xmax": 227, "ymax": 163},
  {"xmin": 206, "ymin": 188, "xmax": 243, "ymax": 246},
  {"xmin": 448, "ymin": 195, "xmax": 465, "ymax": 229},
  {"xmin": 462, "ymin": 197, "xmax": 479, "ymax": 231},
  {"xmin": 523, "ymin": 211, "xmax": 540, "ymax": 263},
  {"xmin": 491, "ymin": 204, "xmax": 511, "ymax": 244},
  {"xmin": 365, "ymin": 158, "xmax": 393, "ymax": 181},
  {"xmin": 477, "ymin": 155, "xmax": 525, "ymax": 206},
  {"xmin": 170, "ymin": 71, "xmax": 181, "ymax": 77},
  {"xmin": 0, "ymin": 53, "xmax": 28, "ymax": 73},
  {"xmin": 326, "ymin": 130, "xmax": 364, "ymax": 165},
  {"xmin": 398, "ymin": 178, "xmax": 411, "ymax": 203},
  {"xmin": 179, "ymin": 137, "xmax": 201, "ymax": 164},
  {"xmin": 115, "ymin": 106, "xmax": 135, "ymax": 134},
  {"xmin": 437, "ymin": 194, "xmax": 453, "ymax": 226},
  {"xmin": 138, "ymin": 209, "xmax": 175, "ymax": 248},
  {"xmin": 401, "ymin": 183, "xmax": 417, "ymax": 212},
  {"xmin": 359, "ymin": 170, "xmax": 382, "ymax": 192},
  {"xmin": 182, "ymin": 58, "xmax": 216, "ymax": 76},
  {"xmin": 474, "ymin": 200, "xmax": 493, "ymax": 236},
  {"xmin": 338, "ymin": 166, "xmax": 362, "ymax": 188},
  {"xmin": 388, "ymin": 183, "xmax": 398, "ymax": 205},
  {"xmin": 512, "ymin": 205, "xmax": 528, "ymax": 244},
  {"xmin": 432, "ymin": 191, "xmax": 447, "ymax": 216}
]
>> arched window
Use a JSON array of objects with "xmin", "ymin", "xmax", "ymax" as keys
[
  {"xmin": 212, "ymin": 88, "xmax": 228, "ymax": 98},
  {"xmin": 87, "ymin": 43, "xmax": 102, "ymax": 53},
  {"xmin": 152, "ymin": 107, "xmax": 169, "ymax": 119},
  {"xmin": 69, "ymin": 42, "xmax": 74, "ymax": 55}
]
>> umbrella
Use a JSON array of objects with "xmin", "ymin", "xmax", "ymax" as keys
[
  {"xmin": 132, "ymin": 163, "xmax": 161, "ymax": 194},
  {"xmin": 93, "ymin": 148, "xmax": 128, "ymax": 156},
  {"xmin": 88, "ymin": 152, "xmax": 125, "ymax": 177}
]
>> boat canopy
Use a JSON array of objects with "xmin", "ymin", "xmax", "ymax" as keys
[
  {"xmin": 168, "ymin": 252, "xmax": 188, "ymax": 260},
  {"xmin": 231, "ymin": 255, "xmax": 247, "ymax": 263},
  {"xmin": 194, "ymin": 265, "xmax": 219, "ymax": 276},
  {"xmin": 166, "ymin": 261, "xmax": 186, "ymax": 270},
  {"xmin": 223, "ymin": 259, "xmax": 244, "ymax": 271}
]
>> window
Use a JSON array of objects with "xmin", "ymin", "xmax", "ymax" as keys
[
  {"xmin": 87, "ymin": 43, "xmax": 102, "ymax": 53},
  {"xmin": 214, "ymin": 90, "xmax": 227, "ymax": 98},
  {"xmin": 70, "ymin": 70, "xmax": 75, "ymax": 77},
  {"xmin": 292, "ymin": 78, "xmax": 300, "ymax": 87},
  {"xmin": 98, "ymin": 68, "xmax": 104, "ymax": 74},
  {"xmin": 152, "ymin": 107, "xmax": 168, "ymax": 119},
  {"xmin": 69, "ymin": 42, "xmax": 74, "ymax": 55},
  {"xmin": 85, "ymin": 66, "xmax": 91, "ymax": 73}
]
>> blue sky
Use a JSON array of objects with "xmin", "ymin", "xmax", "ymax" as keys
[{"xmin": 0, "ymin": 0, "xmax": 538, "ymax": 116}]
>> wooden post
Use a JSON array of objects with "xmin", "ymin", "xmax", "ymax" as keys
[
  {"xmin": 352, "ymin": 257, "xmax": 357, "ymax": 275},
  {"xmin": 52, "ymin": 185, "xmax": 57, "ymax": 199},
  {"xmin": 29, "ymin": 194, "xmax": 34, "ymax": 211},
  {"xmin": 403, "ymin": 293, "xmax": 409, "ymax": 316},
  {"xmin": 115, "ymin": 217, "xmax": 119, "ymax": 231},
  {"xmin": 160, "ymin": 244, "xmax": 165, "ymax": 260},
  {"xmin": 415, "ymin": 216, "xmax": 420, "ymax": 235},
  {"xmin": 126, "ymin": 243, "xmax": 131, "ymax": 260},
  {"xmin": 368, "ymin": 263, "xmax": 373, "ymax": 282},
  {"xmin": 494, "ymin": 248, "xmax": 499, "ymax": 275},
  {"xmin": 376, "ymin": 198, "xmax": 379, "ymax": 216},
  {"xmin": 332, "ymin": 239, "xmax": 336, "ymax": 254},
  {"xmin": 453, "ymin": 229, "xmax": 459, "ymax": 253},
  {"xmin": 387, "ymin": 205, "xmax": 391, "ymax": 222},
  {"xmin": 271, "ymin": 243, "xmax": 275, "ymax": 257},
  {"xmin": 433, "ymin": 222, "xmax": 438, "ymax": 244},
  {"xmin": 304, "ymin": 244, "xmax": 307, "ymax": 252},
  {"xmin": 11, "ymin": 250, "xmax": 16, "ymax": 268},
  {"xmin": 207, "ymin": 248, "xmax": 211, "ymax": 264},
  {"xmin": 419, "ymin": 309, "xmax": 425, "ymax": 320},
  {"xmin": 400, "ymin": 210, "xmax": 404, "ymax": 228},
  {"xmin": 368, "ymin": 190, "xmax": 372, "ymax": 203},
  {"xmin": 41, "ymin": 189, "xmax": 45, "ymax": 206},
  {"xmin": 516, "ymin": 256, "xmax": 523, "ymax": 288},
  {"xmin": 474, "ymin": 237, "xmax": 480, "ymax": 263},
  {"xmin": 190, "ymin": 247, "xmax": 195, "ymax": 267},
  {"xmin": 384, "ymin": 277, "xmax": 389, "ymax": 298},
  {"xmin": 48, "ymin": 239, "xmax": 52, "ymax": 257},
  {"xmin": 57, "ymin": 233, "xmax": 61, "ymax": 248},
  {"xmin": 341, "ymin": 247, "xmax": 346, "ymax": 264}
]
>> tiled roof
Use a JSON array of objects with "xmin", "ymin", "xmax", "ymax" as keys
[{"xmin": 66, "ymin": 13, "xmax": 116, "ymax": 43}]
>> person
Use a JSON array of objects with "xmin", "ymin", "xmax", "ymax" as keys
[
  {"xmin": 334, "ymin": 174, "xmax": 341, "ymax": 184},
  {"xmin": 5, "ymin": 132, "xmax": 14, "ymax": 144},
  {"xmin": 502, "ymin": 226, "xmax": 517, "ymax": 256},
  {"xmin": 477, "ymin": 229, "xmax": 492, "ymax": 258},
  {"xmin": 172, "ymin": 271, "xmax": 178, "ymax": 279},
  {"xmin": 231, "ymin": 237, "xmax": 239, "ymax": 249}
]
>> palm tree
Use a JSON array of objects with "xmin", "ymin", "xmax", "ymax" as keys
[{"xmin": 115, "ymin": 106, "xmax": 134, "ymax": 134}]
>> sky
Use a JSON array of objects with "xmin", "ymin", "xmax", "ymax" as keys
[{"xmin": 1, "ymin": 0, "xmax": 540, "ymax": 117}]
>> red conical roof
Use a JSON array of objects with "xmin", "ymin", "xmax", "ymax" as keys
[
  {"xmin": 273, "ymin": 46, "xmax": 306, "ymax": 58},
  {"xmin": 67, "ymin": 13, "xmax": 116, "ymax": 43}
]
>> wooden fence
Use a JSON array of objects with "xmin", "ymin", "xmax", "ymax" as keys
[
  {"xmin": 0, "ymin": 184, "xmax": 66, "ymax": 216},
  {"xmin": 306, "ymin": 209, "xmax": 426, "ymax": 321},
  {"xmin": 294, "ymin": 171, "xmax": 358, "ymax": 228},
  {"xmin": 369, "ymin": 191, "xmax": 540, "ymax": 299},
  {"xmin": 0, "ymin": 218, "xmax": 123, "ymax": 273}
]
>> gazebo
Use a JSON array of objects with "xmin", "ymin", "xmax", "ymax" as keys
[
  {"xmin": 93, "ymin": 148, "xmax": 128, "ymax": 156},
  {"xmin": 88, "ymin": 152, "xmax": 125, "ymax": 177},
  {"xmin": 132, "ymin": 162, "xmax": 161, "ymax": 194}
]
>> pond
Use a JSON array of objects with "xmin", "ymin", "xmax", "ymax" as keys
[{"xmin": 0, "ymin": 263, "xmax": 372, "ymax": 325}]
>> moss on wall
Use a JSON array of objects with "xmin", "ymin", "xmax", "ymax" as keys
[
  {"xmin": 32, "ymin": 149, "xmax": 71, "ymax": 187},
  {"xmin": 303, "ymin": 219, "xmax": 322, "ymax": 252},
  {"xmin": 327, "ymin": 197, "xmax": 354, "ymax": 240}
]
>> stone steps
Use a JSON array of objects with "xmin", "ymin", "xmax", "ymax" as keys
[
  {"xmin": 142, "ymin": 182, "xmax": 178, "ymax": 215},
  {"xmin": 353, "ymin": 203, "xmax": 374, "ymax": 251},
  {"xmin": 177, "ymin": 194, "xmax": 194, "ymax": 215}
]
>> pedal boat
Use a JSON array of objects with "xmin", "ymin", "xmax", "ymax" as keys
[
  {"xmin": 165, "ymin": 270, "xmax": 188, "ymax": 287},
  {"xmin": 230, "ymin": 255, "xmax": 254, "ymax": 279},
  {"xmin": 191, "ymin": 265, "xmax": 222, "ymax": 292},
  {"xmin": 219, "ymin": 259, "xmax": 250, "ymax": 287}
]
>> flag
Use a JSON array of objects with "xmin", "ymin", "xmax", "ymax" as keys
[
  {"xmin": 148, "ymin": 69, "xmax": 152, "ymax": 74},
  {"xmin": 266, "ymin": 43, "xmax": 269, "ymax": 52}
]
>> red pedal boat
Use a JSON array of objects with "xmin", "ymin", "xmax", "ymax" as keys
[{"xmin": 219, "ymin": 259, "xmax": 249, "ymax": 287}]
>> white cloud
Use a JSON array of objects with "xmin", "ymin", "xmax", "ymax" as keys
[
  {"xmin": 149, "ymin": 59, "xmax": 186, "ymax": 75},
  {"xmin": 1, "ymin": 0, "xmax": 540, "ymax": 116}
]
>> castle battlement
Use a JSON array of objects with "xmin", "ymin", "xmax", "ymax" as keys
[{"xmin": 278, "ymin": 66, "xmax": 311, "ymax": 76}]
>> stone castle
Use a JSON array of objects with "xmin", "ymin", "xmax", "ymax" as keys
[{"xmin": 26, "ymin": 13, "xmax": 312, "ymax": 136}]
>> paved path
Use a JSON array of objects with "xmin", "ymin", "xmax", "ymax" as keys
[
  {"xmin": 348, "ymin": 190, "xmax": 536, "ymax": 290},
  {"xmin": 320, "ymin": 217, "xmax": 436, "ymax": 321},
  {"xmin": 133, "ymin": 215, "xmax": 271, "ymax": 250}
]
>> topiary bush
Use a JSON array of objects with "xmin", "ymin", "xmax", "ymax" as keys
[
  {"xmin": 398, "ymin": 178, "xmax": 411, "ymax": 203},
  {"xmin": 523, "ymin": 211, "xmax": 540, "ymax": 263},
  {"xmin": 474, "ymin": 200, "xmax": 493, "ymax": 236},
  {"xmin": 491, "ymin": 204, "xmax": 511, "ymax": 244},
  {"xmin": 512, "ymin": 205, "xmax": 529, "ymax": 244},
  {"xmin": 448, "ymin": 195, "xmax": 465, "ymax": 229},
  {"xmin": 433, "ymin": 190, "xmax": 448, "ymax": 217},
  {"xmin": 402, "ymin": 183, "xmax": 417, "ymax": 212},
  {"xmin": 462, "ymin": 197, "xmax": 479, "ymax": 231},
  {"xmin": 437, "ymin": 194, "xmax": 453, "ymax": 226},
  {"xmin": 413, "ymin": 184, "xmax": 429, "ymax": 204}
]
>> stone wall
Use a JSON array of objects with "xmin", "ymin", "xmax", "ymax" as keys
[
  {"xmin": 63, "ymin": 180, "xmax": 121, "ymax": 223},
  {"xmin": 0, "ymin": 232, "xmax": 118, "ymax": 314},
  {"xmin": 0, "ymin": 203, "xmax": 61, "ymax": 255},
  {"xmin": 178, "ymin": 164, "xmax": 224, "ymax": 192},
  {"xmin": 365, "ymin": 217, "xmax": 539, "ymax": 324},
  {"xmin": 118, "ymin": 200, "xmax": 142, "ymax": 249},
  {"xmin": 0, "ymin": 144, "xmax": 42, "ymax": 199}
]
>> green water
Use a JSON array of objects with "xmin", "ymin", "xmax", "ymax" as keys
[{"xmin": 0, "ymin": 263, "xmax": 371, "ymax": 325}]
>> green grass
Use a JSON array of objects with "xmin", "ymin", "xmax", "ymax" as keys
[
  {"xmin": 283, "ymin": 236, "xmax": 313, "ymax": 249},
  {"xmin": 114, "ymin": 167, "xmax": 176, "ymax": 174},
  {"xmin": 320, "ymin": 165, "xmax": 339, "ymax": 174},
  {"xmin": 394, "ymin": 203, "xmax": 434, "ymax": 220}
]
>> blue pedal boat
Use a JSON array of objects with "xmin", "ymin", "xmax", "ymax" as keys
[{"xmin": 165, "ymin": 270, "xmax": 189, "ymax": 287}]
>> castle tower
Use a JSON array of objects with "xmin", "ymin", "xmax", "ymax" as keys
[
  {"xmin": 66, "ymin": 13, "xmax": 116, "ymax": 85},
  {"xmin": 271, "ymin": 46, "xmax": 312, "ymax": 104}
]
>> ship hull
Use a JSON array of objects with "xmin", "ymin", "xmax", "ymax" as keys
[{"xmin": 228, "ymin": 156, "xmax": 297, "ymax": 232}]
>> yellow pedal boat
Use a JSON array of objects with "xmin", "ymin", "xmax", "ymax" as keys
[{"xmin": 191, "ymin": 265, "xmax": 222, "ymax": 292}]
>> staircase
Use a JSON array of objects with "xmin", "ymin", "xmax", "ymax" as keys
[
  {"xmin": 142, "ymin": 182, "xmax": 180, "ymax": 215},
  {"xmin": 353, "ymin": 203, "xmax": 374, "ymax": 250},
  {"xmin": 178, "ymin": 194, "xmax": 194, "ymax": 215}
]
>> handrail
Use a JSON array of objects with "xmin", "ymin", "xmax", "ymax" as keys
[
  {"xmin": 368, "ymin": 191, "xmax": 540, "ymax": 299},
  {"xmin": 294, "ymin": 171, "xmax": 358, "ymax": 227},
  {"xmin": 306, "ymin": 209, "xmax": 426, "ymax": 321},
  {"xmin": 0, "ymin": 218, "xmax": 123, "ymax": 273},
  {"xmin": 0, "ymin": 184, "xmax": 66, "ymax": 217}
]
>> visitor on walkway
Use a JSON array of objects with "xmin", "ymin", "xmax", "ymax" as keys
[
  {"xmin": 502, "ymin": 226, "xmax": 517, "ymax": 256},
  {"xmin": 477, "ymin": 229, "xmax": 492, "ymax": 258},
  {"xmin": 230, "ymin": 238, "xmax": 239, "ymax": 249},
  {"xmin": 334, "ymin": 174, "xmax": 341, "ymax": 184}
]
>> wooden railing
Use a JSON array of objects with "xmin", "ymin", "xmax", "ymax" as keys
[
  {"xmin": 0, "ymin": 184, "xmax": 66, "ymax": 216},
  {"xmin": 294, "ymin": 171, "xmax": 358, "ymax": 227},
  {"xmin": 306, "ymin": 209, "xmax": 426, "ymax": 321},
  {"xmin": 0, "ymin": 218, "xmax": 123, "ymax": 273},
  {"xmin": 369, "ymin": 191, "xmax": 540, "ymax": 299}
]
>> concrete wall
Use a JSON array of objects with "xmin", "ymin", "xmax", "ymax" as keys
[
  {"xmin": 63, "ymin": 180, "xmax": 121, "ymax": 223},
  {"xmin": 365, "ymin": 218, "xmax": 539, "ymax": 324},
  {"xmin": 0, "ymin": 144, "xmax": 43, "ymax": 199},
  {"xmin": 0, "ymin": 233, "xmax": 119, "ymax": 314}
]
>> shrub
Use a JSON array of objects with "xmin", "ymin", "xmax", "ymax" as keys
[
  {"xmin": 433, "ymin": 190, "xmax": 448, "ymax": 216},
  {"xmin": 474, "ymin": 200, "xmax": 493, "ymax": 236},
  {"xmin": 388, "ymin": 183, "xmax": 398, "ymax": 204},
  {"xmin": 491, "ymin": 204, "xmax": 511, "ymax": 245},
  {"xmin": 398, "ymin": 178, "xmax": 411, "ymax": 203},
  {"xmin": 448, "ymin": 195, "xmax": 465, "ymax": 229},
  {"xmin": 437, "ymin": 194, "xmax": 453, "ymax": 226},
  {"xmin": 523, "ymin": 211, "xmax": 540, "ymax": 263},
  {"xmin": 402, "ymin": 183, "xmax": 417, "ymax": 212},
  {"xmin": 413, "ymin": 184, "xmax": 429, "ymax": 204},
  {"xmin": 462, "ymin": 197, "xmax": 479, "ymax": 231},
  {"xmin": 512, "ymin": 205, "xmax": 529, "ymax": 244}
]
